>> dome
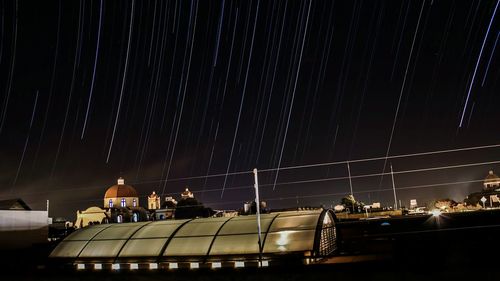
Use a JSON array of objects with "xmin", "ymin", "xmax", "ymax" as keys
[
  {"xmin": 484, "ymin": 170, "xmax": 500, "ymax": 189},
  {"xmin": 181, "ymin": 187, "xmax": 194, "ymax": 199},
  {"xmin": 485, "ymin": 170, "xmax": 500, "ymax": 181},
  {"xmin": 104, "ymin": 177, "xmax": 138, "ymax": 199}
]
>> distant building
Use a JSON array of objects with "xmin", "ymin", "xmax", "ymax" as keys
[
  {"xmin": 242, "ymin": 201, "xmax": 268, "ymax": 215},
  {"xmin": 181, "ymin": 187, "xmax": 194, "ymax": 199},
  {"xmin": 75, "ymin": 177, "xmax": 148, "ymax": 228},
  {"xmin": 0, "ymin": 198, "xmax": 48, "ymax": 249},
  {"xmin": 484, "ymin": 170, "xmax": 500, "ymax": 190},
  {"xmin": 75, "ymin": 206, "xmax": 108, "ymax": 228},
  {"xmin": 154, "ymin": 197, "xmax": 177, "ymax": 220},
  {"xmin": 465, "ymin": 170, "xmax": 500, "ymax": 208},
  {"xmin": 104, "ymin": 177, "xmax": 139, "ymax": 208},
  {"xmin": 148, "ymin": 191, "xmax": 161, "ymax": 210}
]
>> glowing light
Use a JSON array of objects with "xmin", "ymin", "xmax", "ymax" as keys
[
  {"xmin": 431, "ymin": 209, "xmax": 441, "ymax": 217},
  {"xmin": 260, "ymin": 260, "xmax": 269, "ymax": 267},
  {"xmin": 169, "ymin": 263, "xmax": 178, "ymax": 269},
  {"xmin": 211, "ymin": 262, "xmax": 221, "ymax": 269},
  {"xmin": 130, "ymin": 263, "xmax": 138, "ymax": 270},
  {"xmin": 276, "ymin": 230, "xmax": 297, "ymax": 250},
  {"xmin": 112, "ymin": 264, "xmax": 120, "ymax": 270},
  {"xmin": 94, "ymin": 264, "xmax": 102, "ymax": 270},
  {"xmin": 234, "ymin": 261, "xmax": 245, "ymax": 268},
  {"xmin": 76, "ymin": 264, "xmax": 85, "ymax": 270},
  {"xmin": 149, "ymin": 263, "xmax": 158, "ymax": 270},
  {"xmin": 190, "ymin": 262, "xmax": 199, "ymax": 269},
  {"xmin": 323, "ymin": 214, "xmax": 333, "ymax": 225}
]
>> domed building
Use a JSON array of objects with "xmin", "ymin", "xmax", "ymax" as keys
[
  {"xmin": 484, "ymin": 170, "xmax": 500, "ymax": 190},
  {"xmin": 104, "ymin": 177, "xmax": 139, "ymax": 208},
  {"xmin": 74, "ymin": 177, "xmax": 148, "ymax": 228},
  {"xmin": 464, "ymin": 170, "xmax": 500, "ymax": 208}
]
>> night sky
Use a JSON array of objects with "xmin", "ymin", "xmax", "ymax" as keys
[{"xmin": 0, "ymin": 0, "xmax": 499, "ymax": 219}]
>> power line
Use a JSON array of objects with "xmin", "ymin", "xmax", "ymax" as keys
[
  {"xmin": 29, "ymin": 142, "xmax": 500, "ymax": 196},
  {"xmin": 259, "ymin": 143, "xmax": 500, "ymax": 173},
  {"xmin": 26, "ymin": 178, "xmax": 486, "ymax": 209},
  {"xmin": 7, "ymin": 159, "xmax": 499, "ymax": 199}
]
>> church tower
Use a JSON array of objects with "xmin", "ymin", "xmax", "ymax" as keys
[{"xmin": 148, "ymin": 191, "xmax": 161, "ymax": 210}]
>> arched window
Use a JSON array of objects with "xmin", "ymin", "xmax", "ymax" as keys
[
  {"xmin": 109, "ymin": 199, "xmax": 113, "ymax": 208},
  {"xmin": 132, "ymin": 213, "xmax": 138, "ymax": 222},
  {"xmin": 117, "ymin": 215, "xmax": 123, "ymax": 223},
  {"xmin": 133, "ymin": 199, "xmax": 137, "ymax": 207},
  {"xmin": 121, "ymin": 198, "xmax": 126, "ymax": 207}
]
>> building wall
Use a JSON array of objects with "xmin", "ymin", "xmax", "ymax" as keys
[
  {"xmin": 0, "ymin": 210, "xmax": 48, "ymax": 249},
  {"xmin": 103, "ymin": 197, "xmax": 139, "ymax": 208}
]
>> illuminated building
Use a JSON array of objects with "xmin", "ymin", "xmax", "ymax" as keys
[
  {"xmin": 181, "ymin": 187, "xmax": 194, "ymax": 199},
  {"xmin": 465, "ymin": 170, "xmax": 500, "ymax": 208},
  {"xmin": 484, "ymin": 170, "xmax": 500, "ymax": 190},
  {"xmin": 104, "ymin": 177, "xmax": 139, "ymax": 208},
  {"xmin": 148, "ymin": 191, "xmax": 161, "ymax": 210},
  {"xmin": 75, "ymin": 177, "xmax": 148, "ymax": 228}
]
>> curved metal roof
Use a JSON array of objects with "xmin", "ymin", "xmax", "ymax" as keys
[{"xmin": 50, "ymin": 210, "xmax": 336, "ymax": 263}]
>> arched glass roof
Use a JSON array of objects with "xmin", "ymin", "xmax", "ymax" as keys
[{"xmin": 50, "ymin": 210, "xmax": 336, "ymax": 263}]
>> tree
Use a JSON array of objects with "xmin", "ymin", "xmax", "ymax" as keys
[
  {"xmin": 433, "ymin": 198, "xmax": 457, "ymax": 210},
  {"xmin": 174, "ymin": 198, "xmax": 213, "ymax": 219},
  {"xmin": 341, "ymin": 194, "xmax": 364, "ymax": 213}
]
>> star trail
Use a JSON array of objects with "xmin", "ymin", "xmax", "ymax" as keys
[{"xmin": 0, "ymin": 0, "xmax": 499, "ymax": 219}]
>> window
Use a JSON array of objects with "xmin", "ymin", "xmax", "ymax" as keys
[
  {"xmin": 109, "ymin": 199, "xmax": 114, "ymax": 208},
  {"xmin": 133, "ymin": 199, "xmax": 137, "ymax": 207},
  {"xmin": 132, "ymin": 213, "xmax": 138, "ymax": 222},
  {"xmin": 117, "ymin": 215, "xmax": 123, "ymax": 223},
  {"xmin": 121, "ymin": 198, "xmax": 126, "ymax": 207}
]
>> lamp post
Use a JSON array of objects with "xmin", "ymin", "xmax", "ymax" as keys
[
  {"xmin": 347, "ymin": 162, "xmax": 354, "ymax": 196},
  {"xmin": 390, "ymin": 163, "xmax": 398, "ymax": 210},
  {"xmin": 253, "ymin": 168, "xmax": 263, "ymax": 265}
]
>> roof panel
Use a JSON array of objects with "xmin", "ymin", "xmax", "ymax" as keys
[
  {"xmin": 64, "ymin": 225, "xmax": 112, "ymax": 241},
  {"xmin": 93, "ymin": 223, "xmax": 149, "ymax": 240},
  {"xmin": 132, "ymin": 220, "xmax": 187, "ymax": 238},
  {"xmin": 119, "ymin": 238, "xmax": 168, "ymax": 257},
  {"xmin": 164, "ymin": 236, "xmax": 214, "ymax": 256},
  {"xmin": 268, "ymin": 214, "xmax": 318, "ymax": 232},
  {"xmin": 174, "ymin": 218, "xmax": 230, "ymax": 237},
  {"xmin": 218, "ymin": 214, "xmax": 277, "ymax": 235},
  {"xmin": 209, "ymin": 234, "xmax": 260, "ymax": 255},
  {"xmin": 79, "ymin": 240, "xmax": 127, "ymax": 258},
  {"xmin": 49, "ymin": 241, "xmax": 88, "ymax": 258},
  {"xmin": 263, "ymin": 229, "xmax": 316, "ymax": 253}
]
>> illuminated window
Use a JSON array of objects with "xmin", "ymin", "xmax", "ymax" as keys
[
  {"xmin": 190, "ymin": 262, "xmax": 199, "ymax": 269},
  {"xmin": 117, "ymin": 215, "xmax": 123, "ymax": 223},
  {"xmin": 261, "ymin": 260, "xmax": 269, "ymax": 267},
  {"xmin": 212, "ymin": 262, "xmax": 221, "ymax": 269},
  {"xmin": 133, "ymin": 199, "xmax": 137, "ymax": 207},
  {"xmin": 76, "ymin": 264, "xmax": 85, "ymax": 270},
  {"xmin": 130, "ymin": 263, "xmax": 138, "ymax": 270},
  {"xmin": 94, "ymin": 264, "xmax": 102, "ymax": 270},
  {"xmin": 109, "ymin": 199, "xmax": 114, "ymax": 208},
  {"xmin": 149, "ymin": 263, "xmax": 158, "ymax": 270},
  {"xmin": 234, "ymin": 261, "xmax": 244, "ymax": 268},
  {"xmin": 121, "ymin": 198, "xmax": 126, "ymax": 207},
  {"xmin": 112, "ymin": 264, "xmax": 120, "ymax": 270},
  {"xmin": 132, "ymin": 213, "xmax": 138, "ymax": 222},
  {"xmin": 169, "ymin": 263, "xmax": 178, "ymax": 269}
]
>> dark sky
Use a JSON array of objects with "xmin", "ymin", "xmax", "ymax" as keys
[{"xmin": 0, "ymin": 0, "xmax": 499, "ymax": 219}]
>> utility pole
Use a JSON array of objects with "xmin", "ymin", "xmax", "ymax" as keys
[
  {"xmin": 347, "ymin": 161, "xmax": 354, "ymax": 196},
  {"xmin": 390, "ymin": 163, "xmax": 398, "ymax": 210},
  {"xmin": 253, "ymin": 168, "xmax": 263, "ymax": 266}
]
